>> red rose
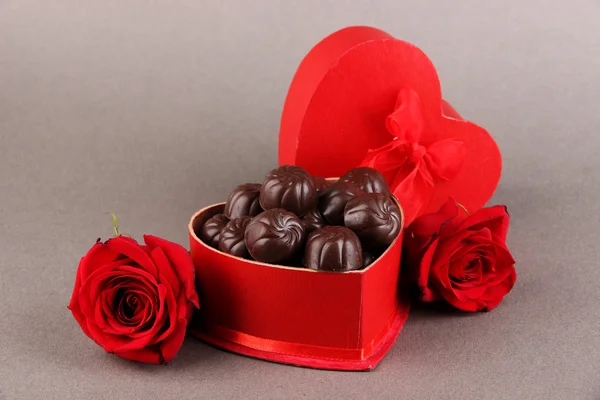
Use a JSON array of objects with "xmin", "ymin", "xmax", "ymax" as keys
[
  {"xmin": 68, "ymin": 235, "xmax": 200, "ymax": 364},
  {"xmin": 403, "ymin": 199, "xmax": 516, "ymax": 312}
]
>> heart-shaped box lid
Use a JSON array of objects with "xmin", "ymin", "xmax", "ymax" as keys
[{"xmin": 279, "ymin": 26, "xmax": 502, "ymax": 224}]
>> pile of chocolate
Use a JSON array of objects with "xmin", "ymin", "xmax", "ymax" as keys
[{"xmin": 198, "ymin": 166, "xmax": 402, "ymax": 271}]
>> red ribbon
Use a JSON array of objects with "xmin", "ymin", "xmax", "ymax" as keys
[
  {"xmin": 199, "ymin": 310, "xmax": 398, "ymax": 362},
  {"xmin": 360, "ymin": 89, "xmax": 466, "ymax": 223}
]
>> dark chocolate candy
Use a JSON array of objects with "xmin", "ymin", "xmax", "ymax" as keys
[
  {"xmin": 218, "ymin": 216, "xmax": 253, "ymax": 258},
  {"xmin": 223, "ymin": 183, "xmax": 263, "ymax": 219},
  {"xmin": 339, "ymin": 167, "xmax": 390, "ymax": 196},
  {"xmin": 259, "ymin": 165, "xmax": 317, "ymax": 216},
  {"xmin": 318, "ymin": 181, "xmax": 362, "ymax": 225},
  {"xmin": 199, "ymin": 214, "xmax": 229, "ymax": 248},
  {"xmin": 312, "ymin": 176, "xmax": 332, "ymax": 195},
  {"xmin": 301, "ymin": 207, "xmax": 327, "ymax": 234},
  {"xmin": 344, "ymin": 193, "xmax": 402, "ymax": 247},
  {"xmin": 362, "ymin": 251, "xmax": 376, "ymax": 267},
  {"xmin": 244, "ymin": 208, "xmax": 306, "ymax": 264},
  {"xmin": 304, "ymin": 226, "xmax": 363, "ymax": 271},
  {"xmin": 282, "ymin": 254, "xmax": 306, "ymax": 268}
]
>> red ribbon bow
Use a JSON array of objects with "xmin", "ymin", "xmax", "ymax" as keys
[{"xmin": 360, "ymin": 89, "xmax": 466, "ymax": 224}]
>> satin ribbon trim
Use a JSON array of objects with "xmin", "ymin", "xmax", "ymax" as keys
[
  {"xmin": 200, "ymin": 310, "xmax": 398, "ymax": 362},
  {"xmin": 359, "ymin": 89, "xmax": 466, "ymax": 223}
]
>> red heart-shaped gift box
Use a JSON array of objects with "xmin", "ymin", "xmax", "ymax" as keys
[
  {"xmin": 189, "ymin": 26, "xmax": 501, "ymax": 371},
  {"xmin": 189, "ymin": 200, "xmax": 407, "ymax": 371}
]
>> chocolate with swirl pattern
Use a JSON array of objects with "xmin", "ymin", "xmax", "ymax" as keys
[
  {"xmin": 244, "ymin": 208, "xmax": 306, "ymax": 264},
  {"xmin": 344, "ymin": 193, "xmax": 402, "ymax": 248}
]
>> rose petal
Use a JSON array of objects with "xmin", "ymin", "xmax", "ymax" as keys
[
  {"xmin": 79, "ymin": 242, "xmax": 121, "ymax": 281},
  {"xmin": 448, "ymin": 241, "xmax": 478, "ymax": 265},
  {"xmin": 149, "ymin": 247, "xmax": 181, "ymax": 297},
  {"xmin": 408, "ymin": 198, "xmax": 461, "ymax": 240},
  {"xmin": 143, "ymin": 235, "xmax": 199, "ymax": 308},
  {"xmin": 432, "ymin": 229, "xmax": 474, "ymax": 266},
  {"xmin": 78, "ymin": 259, "xmax": 132, "ymax": 316},
  {"xmin": 159, "ymin": 319, "xmax": 188, "ymax": 363},
  {"xmin": 444, "ymin": 295, "xmax": 479, "ymax": 312},
  {"xmin": 149, "ymin": 282, "xmax": 179, "ymax": 345},
  {"xmin": 95, "ymin": 288, "xmax": 115, "ymax": 330},
  {"xmin": 111, "ymin": 284, "xmax": 167, "ymax": 353},
  {"xmin": 447, "ymin": 265, "xmax": 515, "ymax": 312},
  {"xmin": 492, "ymin": 243, "xmax": 516, "ymax": 267},
  {"xmin": 79, "ymin": 270, "xmax": 120, "ymax": 320},
  {"xmin": 110, "ymin": 289, "xmax": 157, "ymax": 337},
  {"xmin": 176, "ymin": 290, "xmax": 191, "ymax": 321},
  {"xmin": 185, "ymin": 301, "xmax": 195, "ymax": 323},
  {"xmin": 100, "ymin": 278, "xmax": 159, "ymax": 337},
  {"xmin": 481, "ymin": 268, "xmax": 517, "ymax": 311},
  {"xmin": 86, "ymin": 317, "xmax": 132, "ymax": 351},
  {"xmin": 106, "ymin": 236, "xmax": 159, "ymax": 277},
  {"xmin": 68, "ymin": 267, "xmax": 86, "ymax": 324},
  {"xmin": 433, "ymin": 266, "xmax": 467, "ymax": 307},
  {"xmin": 417, "ymin": 239, "xmax": 441, "ymax": 302},
  {"xmin": 112, "ymin": 290, "xmax": 149, "ymax": 329},
  {"xmin": 456, "ymin": 282, "xmax": 489, "ymax": 300},
  {"xmin": 116, "ymin": 265, "xmax": 159, "ymax": 286},
  {"xmin": 458, "ymin": 205, "xmax": 510, "ymax": 243},
  {"xmin": 448, "ymin": 244, "xmax": 481, "ymax": 279},
  {"xmin": 438, "ymin": 201, "xmax": 469, "ymax": 238},
  {"xmin": 114, "ymin": 347, "xmax": 163, "ymax": 365}
]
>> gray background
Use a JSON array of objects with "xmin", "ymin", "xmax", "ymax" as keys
[{"xmin": 1, "ymin": 1, "xmax": 599, "ymax": 399}]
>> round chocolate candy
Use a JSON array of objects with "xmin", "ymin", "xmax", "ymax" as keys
[
  {"xmin": 304, "ymin": 226, "xmax": 363, "ymax": 271},
  {"xmin": 223, "ymin": 183, "xmax": 263, "ymax": 219},
  {"xmin": 259, "ymin": 165, "xmax": 317, "ymax": 217},
  {"xmin": 301, "ymin": 207, "xmax": 327, "ymax": 234},
  {"xmin": 199, "ymin": 214, "xmax": 229, "ymax": 248},
  {"xmin": 244, "ymin": 208, "xmax": 306, "ymax": 264},
  {"xmin": 218, "ymin": 216, "xmax": 253, "ymax": 258},
  {"xmin": 339, "ymin": 167, "xmax": 390, "ymax": 196},
  {"xmin": 344, "ymin": 193, "xmax": 402, "ymax": 247},
  {"xmin": 312, "ymin": 176, "xmax": 332, "ymax": 195},
  {"xmin": 318, "ymin": 181, "xmax": 362, "ymax": 225}
]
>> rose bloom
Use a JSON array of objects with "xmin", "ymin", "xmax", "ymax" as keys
[
  {"xmin": 403, "ymin": 199, "xmax": 516, "ymax": 312},
  {"xmin": 69, "ymin": 235, "xmax": 200, "ymax": 364}
]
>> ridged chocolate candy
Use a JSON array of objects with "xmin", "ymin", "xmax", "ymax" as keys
[
  {"xmin": 218, "ymin": 216, "xmax": 253, "ymax": 258},
  {"xmin": 223, "ymin": 183, "xmax": 263, "ymax": 219},
  {"xmin": 244, "ymin": 209, "xmax": 306, "ymax": 264},
  {"xmin": 304, "ymin": 226, "xmax": 363, "ymax": 271},
  {"xmin": 344, "ymin": 193, "xmax": 402, "ymax": 247},
  {"xmin": 318, "ymin": 181, "xmax": 362, "ymax": 225},
  {"xmin": 301, "ymin": 207, "xmax": 327, "ymax": 234},
  {"xmin": 339, "ymin": 167, "xmax": 390, "ymax": 196},
  {"xmin": 199, "ymin": 214, "xmax": 229, "ymax": 248},
  {"xmin": 259, "ymin": 166, "xmax": 317, "ymax": 216}
]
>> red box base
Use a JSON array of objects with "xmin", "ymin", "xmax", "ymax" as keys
[
  {"xmin": 189, "ymin": 200, "xmax": 408, "ymax": 371},
  {"xmin": 190, "ymin": 300, "xmax": 410, "ymax": 371}
]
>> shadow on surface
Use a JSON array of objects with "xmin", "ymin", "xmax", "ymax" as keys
[{"xmin": 406, "ymin": 301, "xmax": 481, "ymax": 321}]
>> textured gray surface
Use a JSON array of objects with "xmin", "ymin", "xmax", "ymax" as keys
[{"xmin": 1, "ymin": 1, "xmax": 599, "ymax": 399}]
